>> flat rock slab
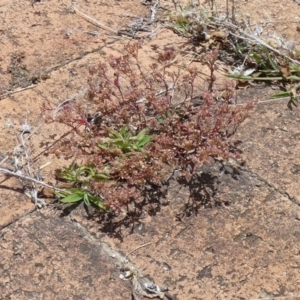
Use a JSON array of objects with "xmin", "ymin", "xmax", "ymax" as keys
[
  {"xmin": 0, "ymin": 161, "xmax": 34, "ymax": 229},
  {"xmin": 237, "ymin": 99, "xmax": 300, "ymax": 204},
  {"xmin": 0, "ymin": 212, "xmax": 132, "ymax": 299},
  {"xmin": 91, "ymin": 160, "xmax": 300, "ymax": 300}
]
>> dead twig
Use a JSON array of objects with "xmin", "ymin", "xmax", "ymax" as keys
[
  {"xmin": 52, "ymin": 88, "xmax": 87, "ymax": 118},
  {"xmin": 59, "ymin": 0, "xmax": 118, "ymax": 34},
  {"xmin": 0, "ymin": 84, "xmax": 37, "ymax": 100},
  {"xmin": 125, "ymin": 242, "xmax": 154, "ymax": 261},
  {"xmin": 0, "ymin": 167, "xmax": 64, "ymax": 192},
  {"xmin": 0, "ymin": 117, "xmax": 63, "ymax": 207},
  {"xmin": 250, "ymin": 295, "xmax": 300, "ymax": 300},
  {"xmin": 216, "ymin": 19, "xmax": 300, "ymax": 66},
  {"xmin": 0, "ymin": 120, "xmax": 44, "ymax": 179}
]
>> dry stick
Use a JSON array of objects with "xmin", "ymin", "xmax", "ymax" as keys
[
  {"xmin": 0, "ymin": 90, "xmax": 83, "ymax": 193},
  {"xmin": 0, "ymin": 84, "xmax": 37, "ymax": 100},
  {"xmin": 19, "ymin": 124, "xmax": 42, "ymax": 203},
  {"xmin": 0, "ymin": 121, "xmax": 64, "ymax": 205},
  {"xmin": 52, "ymin": 88, "xmax": 87, "ymax": 117},
  {"xmin": 125, "ymin": 242, "xmax": 153, "ymax": 261},
  {"xmin": 14, "ymin": 122, "xmax": 44, "ymax": 156},
  {"xmin": 150, "ymin": 0, "xmax": 159, "ymax": 24},
  {"xmin": 253, "ymin": 20, "xmax": 300, "ymax": 26},
  {"xmin": 0, "ymin": 156, "xmax": 9, "ymax": 166},
  {"xmin": 249, "ymin": 296, "xmax": 300, "ymax": 300},
  {"xmin": 0, "ymin": 167, "xmax": 64, "ymax": 192},
  {"xmin": 257, "ymin": 97, "xmax": 291, "ymax": 104},
  {"xmin": 218, "ymin": 19, "xmax": 300, "ymax": 66},
  {"xmin": 60, "ymin": 1, "xmax": 118, "ymax": 35},
  {"xmin": 0, "ymin": 122, "xmax": 45, "ymax": 169}
]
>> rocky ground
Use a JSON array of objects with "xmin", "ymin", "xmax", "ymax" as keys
[{"xmin": 1, "ymin": 0, "xmax": 300, "ymax": 299}]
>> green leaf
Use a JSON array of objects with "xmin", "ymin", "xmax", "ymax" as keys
[
  {"xmin": 287, "ymin": 75, "xmax": 300, "ymax": 81},
  {"xmin": 291, "ymin": 64, "xmax": 300, "ymax": 74},
  {"xmin": 60, "ymin": 192, "xmax": 84, "ymax": 203},
  {"xmin": 173, "ymin": 23, "xmax": 187, "ymax": 34},
  {"xmin": 252, "ymin": 52, "xmax": 261, "ymax": 64},
  {"xmin": 98, "ymin": 143, "xmax": 108, "ymax": 150},
  {"xmin": 115, "ymin": 140, "xmax": 129, "ymax": 148},
  {"xmin": 226, "ymin": 74, "xmax": 255, "ymax": 80},
  {"xmin": 167, "ymin": 110, "xmax": 173, "ymax": 117},
  {"xmin": 131, "ymin": 144, "xmax": 140, "ymax": 151},
  {"xmin": 267, "ymin": 51, "xmax": 279, "ymax": 71},
  {"xmin": 83, "ymin": 193, "xmax": 91, "ymax": 206},
  {"xmin": 291, "ymin": 96, "xmax": 298, "ymax": 107},
  {"xmin": 227, "ymin": 73, "xmax": 285, "ymax": 81},
  {"xmin": 93, "ymin": 173, "xmax": 109, "ymax": 180},
  {"xmin": 89, "ymin": 195, "xmax": 108, "ymax": 212},
  {"xmin": 271, "ymin": 91, "xmax": 291, "ymax": 98},
  {"xmin": 110, "ymin": 129, "xmax": 123, "ymax": 139},
  {"xmin": 135, "ymin": 129, "xmax": 147, "ymax": 141},
  {"xmin": 94, "ymin": 202, "xmax": 108, "ymax": 211},
  {"xmin": 136, "ymin": 135, "xmax": 152, "ymax": 147},
  {"xmin": 58, "ymin": 174, "xmax": 75, "ymax": 182},
  {"xmin": 252, "ymin": 72, "xmax": 262, "ymax": 78},
  {"xmin": 120, "ymin": 126, "xmax": 131, "ymax": 138},
  {"xmin": 108, "ymin": 137, "xmax": 123, "ymax": 143},
  {"xmin": 78, "ymin": 166, "xmax": 93, "ymax": 173},
  {"xmin": 260, "ymin": 69, "xmax": 280, "ymax": 74}
]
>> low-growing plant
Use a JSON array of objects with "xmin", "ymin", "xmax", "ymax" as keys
[
  {"xmin": 98, "ymin": 126, "xmax": 153, "ymax": 154},
  {"xmin": 49, "ymin": 42, "xmax": 253, "ymax": 213},
  {"xmin": 165, "ymin": 1, "xmax": 300, "ymax": 107},
  {"xmin": 165, "ymin": 3, "xmax": 212, "ymax": 41},
  {"xmin": 56, "ymin": 161, "xmax": 109, "ymax": 183},
  {"xmin": 57, "ymin": 188, "xmax": 108, "ymax": 211},
  {"xmin": 55, "ymin": 161, "xmax": 109, "ymax": 210},
  {"xmin": 227, "ymin": 47, "xmax": 300, "ymax": 106}
]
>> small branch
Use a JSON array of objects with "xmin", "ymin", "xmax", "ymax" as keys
[
  {"xmin": 150, "ymin": 0, "xmax": 159, "ymax": 24},
  {"xmin": 0, "ymin": 156, "xmax": 9, "ymax": 166},
  {"xmin": 0, "ymin": 167, "xmax": 64, "ymax": 192},
  {"xmin": 136, "ymin": 84, "xmax": 175, "ymax": 103},
  {"xmin": 0, "ymin": 84, "xmax": 37, "ymax": 100},
  {"xmin": 60, "ymin": 1, "xmax": 118, "ymax": 35},
  {"xmin": 125, "ymin": 242, "xmax": 153, "ymax": 261},
  {"xmin": 52, "ymin": 88, "xmax": 87, "ymax": 117},
  {"xmin": 218, "ymin": 19, "xmax": 300, "ymax": 66}
]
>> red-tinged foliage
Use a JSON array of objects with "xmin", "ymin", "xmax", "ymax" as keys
[{"xmin": 49, "ymin": 42, "xmax": 254, "ymax": 212}]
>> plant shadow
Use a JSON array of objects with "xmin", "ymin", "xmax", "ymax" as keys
[
  {"xmin": 55, "ymin": 159, "xmax": 242, "ymax": 242},
  {"xmin": 95, "ymin": 160, "xmax": 237, "ymax": 240},
  {"xmin": 175, "ymin": 171, "xmax": 224, "ymax": 221},
  {"xmin": 94, "ymin": 181, "xmax": 170, "ymax": 241}
]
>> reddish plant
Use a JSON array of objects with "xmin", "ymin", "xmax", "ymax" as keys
[{"xmin": 50, "ymin": 42, "xmax": 254, "ymax": 212}]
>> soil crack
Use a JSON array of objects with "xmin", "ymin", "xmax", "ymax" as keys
[{"xmin": 234, "ymin": 162, "xmax": 300, "ymax": 206}]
